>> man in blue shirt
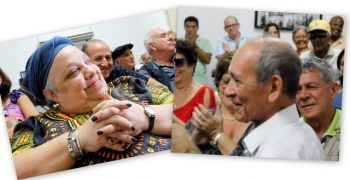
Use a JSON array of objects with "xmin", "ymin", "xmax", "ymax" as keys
[
  {"xmin": 138, "ymin": 27, "xmax": 175, "ymax": 92},
  {"xmin": 215, "ymin": 16, "xmax": 248, "ymax": 61}
]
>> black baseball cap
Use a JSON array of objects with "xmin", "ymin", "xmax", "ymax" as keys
[{"xmin": 112, "ymin": 43, "xmax": 133, "ymax": 60}]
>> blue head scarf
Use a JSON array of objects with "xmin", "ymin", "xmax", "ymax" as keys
[{"xmin": 23, "ymin": 36, "xmax": 74, "ymax": 103}]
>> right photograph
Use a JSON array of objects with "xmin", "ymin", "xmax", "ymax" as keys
[{"xmin": 172, "ymin": 6, "xmax": 345, "ymax": 161}]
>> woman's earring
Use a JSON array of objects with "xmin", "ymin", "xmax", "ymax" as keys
[{"xmin": 53, "ymin": 102, "xmax": 60, "ymax": 108}]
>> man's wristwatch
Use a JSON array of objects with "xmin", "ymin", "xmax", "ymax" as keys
[{"xmin": 143, "ymin": 105, "xmax": 155, "ymax": 133}]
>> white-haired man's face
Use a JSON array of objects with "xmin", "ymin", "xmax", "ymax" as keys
[{"xmin": 149, "ymin": 28, "xmax": 175, "ymax": 54}]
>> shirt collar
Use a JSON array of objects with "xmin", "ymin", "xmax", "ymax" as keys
[
  {"xmin": 310, "ymin": 46, "xmax": 337, "ymax": 59},
  {"xmin": 242, "ymin": 104, "xmax": 299, "ymax": 155},
  {"xmin": 302, "ymin": 109, "xmax": 341, "ymax": 138},
  {"xmin": 152, "ymin": 59, "xmax": 174, "ymax": 68},
  {"xmin": 224, "ymin": 34, "xmax": 246, "ymax": 42},
  {"xmin": 324, "ymin": 109, "xmax": 341, "ymax": 137},
  {"xmin": 325, "ymin": 47, "xmax": 338, "ymax": 57},
  {"xmin": 152, "ymin": 60, "xmax": 161, "ymax": 67}
]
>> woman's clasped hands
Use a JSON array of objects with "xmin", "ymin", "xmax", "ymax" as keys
[{"xmin": 77, "ymin": 99, "xmax": 148, "ymax": 152}]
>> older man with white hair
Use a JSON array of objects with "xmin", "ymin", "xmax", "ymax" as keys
[
  {"xmin": 221, "ymin": 38, "xmax": 324, "ymax": 160},
  {"xmin": 138, "ymin": 27, "xmax": 175, "ymax": 92}
]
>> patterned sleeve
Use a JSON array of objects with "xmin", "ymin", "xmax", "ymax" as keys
[
  {"xmin": 146, "ymin": 85, "xmax": 173, "ymax": 105},
  {"xmin": 10, "ymin": 89, "xmax": 25, "ymax": 104},
  {"xmin": 11, "ymin": 127, "xmax": 35, "ymax": 156}
]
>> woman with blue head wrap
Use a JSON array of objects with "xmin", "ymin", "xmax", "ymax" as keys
[
  {"xmin": 12, "ymin": 36, "xmax": 173, "ymax": 178},
  {"xmin": 23, "ymin": 37, "xmax": 74, "ymax": 104}
]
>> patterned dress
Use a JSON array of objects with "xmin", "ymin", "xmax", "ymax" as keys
[{"xmin": 11, "ymin": 76, "xmax": 173, "ymax": 167}]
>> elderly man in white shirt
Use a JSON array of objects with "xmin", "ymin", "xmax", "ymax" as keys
[
  {"xmin": 242, "ymin": 104, "xmax": 322, "ymax": 159},
  {"xmin": 222, "ymin": 38, "xmax": 324, "ymax": 160}
]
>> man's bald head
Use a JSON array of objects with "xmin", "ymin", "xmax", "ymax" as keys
[{"xmin": 232, "ymin": 38, "xmax": 302, "ymax": 99}]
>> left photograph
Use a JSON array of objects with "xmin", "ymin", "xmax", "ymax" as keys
[{"xmin": 0, "ymin": 9, "xmax": 176, "ymax": 179}]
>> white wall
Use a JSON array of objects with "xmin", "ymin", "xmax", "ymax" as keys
[
  {"xmin": 0, "ymin": 37, "xmax": 38, "ymax": 90},
  {"xmin": 177, "ymin": 6, "xmax": 338, "ymax": 89},
  {"xmin": 0, "ymin": 10, "xmax": 169, "ymax": 90}
]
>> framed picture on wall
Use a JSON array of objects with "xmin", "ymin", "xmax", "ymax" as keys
[{"xmin": 254, "ymin": 11, "xmax": 322, "ymax": 30}]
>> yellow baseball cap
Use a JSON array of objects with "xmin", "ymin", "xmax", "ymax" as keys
[{"xmin": 309, "ymin": 20, "xmax": 331, "ymax": 33}]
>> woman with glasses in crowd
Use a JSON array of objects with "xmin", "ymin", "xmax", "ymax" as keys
[
  {"xmin": 173, "ymin": 39, "xmax": 216, "ymax": 123},
  {"xmin": 173, "ymin": 39, "xmax": 216, "ymax": 152}
]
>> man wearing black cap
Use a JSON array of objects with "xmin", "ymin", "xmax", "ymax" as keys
[{"xmin": 112, "ymin": 43, "xmax": 136, "ymax": 70}]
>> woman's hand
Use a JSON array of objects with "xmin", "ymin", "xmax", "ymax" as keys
[
  {"xmin": 191, "ymin": 104, "xmax": 222, "ymax": 137},
  {"xmin": 79, "ymin": 101, "xmax": 136, "ymax": 152},
  {"xmin": 93, "ymin": 100, "xmax": 148, "ymax": 136},
  {"xmin": 223, "ymin": 42, "xmax": 231, "ymax": 52}
]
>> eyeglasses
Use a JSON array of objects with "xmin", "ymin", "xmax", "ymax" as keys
[
  {"xmin": 224, "ymin": 23, "xmax": 239, "ymax": 29},
  {"xmin": 309, "ymin": 32, "xmax": 329, "ymax": 40},
  {"xmin": 174, "ymin": 58, "xmax": 186, "ymax": 67},
  {"xmin": 294, "ymin": 35, "xmax": 308, "ymax": 40}
]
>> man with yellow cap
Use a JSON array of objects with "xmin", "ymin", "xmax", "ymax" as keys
[{"xmin": 300, "ymin": 20, "xmax": 341, "ymax": 78}]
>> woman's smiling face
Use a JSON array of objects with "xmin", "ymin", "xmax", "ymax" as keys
[{"xmin": 44, "ymin": 46, "xmax": 108, "ymax": 114}]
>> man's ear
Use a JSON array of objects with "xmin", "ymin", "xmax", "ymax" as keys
[
  {"xmin": 114, "ymin": 58, "xmax": 120, "ymax": 65},
  {"xmin": 148, "ymin": 42, "xmax": 156, "ymax": 51},
  {"xmin": 268, "ymin": 74, "xmax": 283, "ymax": 103},
  {"xmin": 224, "ymin": 26, "xmax": 228, "ymax": 33},
  {"xmin": 331, "ymin": 81, "xmax": 341, "ymax": 99},
  {"xmin": 43, "ymin": 89, "xmax": 59, "ymax": 103}
]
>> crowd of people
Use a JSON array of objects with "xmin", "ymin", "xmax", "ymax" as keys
[
  {"xmin": 0, "ymin": 13, "xmax": 345, "ymax": 179},
  {"xmin": 172, "ymin": 15, "xmax": 345, "ymax": 161}
]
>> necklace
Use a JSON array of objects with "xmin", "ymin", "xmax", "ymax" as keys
[{"xmin": 222, "ymin": 114, "xmax": 239, "ymax": 121}]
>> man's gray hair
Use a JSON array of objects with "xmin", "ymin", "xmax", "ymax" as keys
[
  {"xmin": 255, "ymin": 38, "xmax": 302, "ymax": 99},
  {"xmin": 302, "ymin": 57, "xmax": 336, "ymax": 84},
  {"xmin": 224, "ymin": 15, "xmax": 239, "ymax": 25},
  {"xmin": 144, "ymin": 27, "xmax": 162, "ymax": 53},
  {"xmin": 81, "ymin": 39, "xmax": 106, "ymax": 55},
  {"xmin": 292, "ymin": 26, "xmax": 309, "ymax": 39}
]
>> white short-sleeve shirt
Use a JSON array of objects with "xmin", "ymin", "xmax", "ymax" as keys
[{"xmin": 242, "ymin": 104, "xmax": 324, "ymax": 160}]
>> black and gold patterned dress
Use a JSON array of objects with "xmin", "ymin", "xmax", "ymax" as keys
[{"xmin": 11, "ymin": 76, "xmax": 172, "ymax": 167}]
